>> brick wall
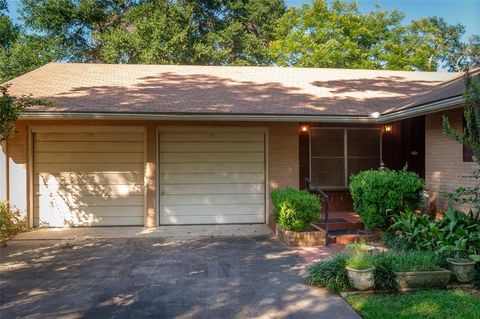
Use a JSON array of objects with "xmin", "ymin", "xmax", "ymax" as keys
[
  {"xmin": 425, "ymin": 108, "xmax": 478, "ymax": 213},
  {"xmin": 5, "ymin": 120, "xmax": 299, "ymax": 227}
]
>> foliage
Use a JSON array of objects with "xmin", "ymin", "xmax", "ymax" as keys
[
  {"xmin": 15, "ymin": 0, "xmax": 285, "ymax": 67},
  {"xmin": 346, "ymin": 290, "xmax": 480, "ymax": 319},
  {"xmin": 0, "ymin": 84, "xmax": 48, "ymax": 141},
  {"xmin": 0, "ymin": 0, "xmax": 479, "ymax": 80},
  {"xmin": 307, "ymin": 253, "xmax": 352, "ymax": 292},
  {"xmin": 387, "ymin": 207, "xmax": 480, "ymax": 258},
  {"xmin": 443, "ymin": 70, "xmax": 480, "ymax": 214},
  {"xmin": 349, "ymin": 168, "xmax": 425, "ymax": 229},
  {"xmin": 473, "ymin": 269, "xmax": 480, "ymax": 289},
  {"xmin": 270, "ymin": 0, "xmax": 480, "ymax": 71},
  {"xmin": 388, "ymin": 250, "xmax": 443, "ymax": 272},
  {"xmin": 347, "ymin": 251, "xmax": 374, "ymax": 270},
  {"xmin": 270, "ymin": 187, "xmax": 321, "ymax": 231},
  {"xmin": 0, "ymin": 200, "xmax": 27, "ymax": 246},
  {"xmin": 370, "ymin": 252, "xmax": 398, "ymax": 293}
]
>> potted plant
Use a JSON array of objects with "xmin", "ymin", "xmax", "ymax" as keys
[
  {"xmin": 447, "ymin": 257, "xmax": 476, "ymax": 283},
  {"xmin": 346, "ymin": 253, "xmax": 375, "ymax": 291},
  {"xmin": 393, "ymin": 251, "xmax": 451, "ymax": 289}
]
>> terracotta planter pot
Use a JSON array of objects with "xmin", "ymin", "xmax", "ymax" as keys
[
  {"xmin": 396, "ymin": 269, "xmax": 451, "ymax": 289},
  {"xmin": 346, "ymin": 266, "xmax": 375, "ymax": 291},
  {"xmin": 447, "ymin": 258, "xmax": 476, "ymax": 283}
]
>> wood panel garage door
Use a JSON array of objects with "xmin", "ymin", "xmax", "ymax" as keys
[
  {"xmin": 33, "ymin": 126, "xmax": 145, "ymax": 227},
  {"xmin": 159, "ymin": 128, "xmax": 266, "ymax": 225}
]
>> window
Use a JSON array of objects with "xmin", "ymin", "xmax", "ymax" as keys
[{"xmin": 310, "ymin": 127, "xmax": 381, "ymax": 188}]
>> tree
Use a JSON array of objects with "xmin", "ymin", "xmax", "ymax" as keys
[
  {"xmin": 0, "ymin": 2, "xmax": 60, "ymax": 82},
  {"xmin": 18, "ymin": 0, "xmax": 286, "ymax": 66},
  {"xmin": 269, "ymin": 0, "xmax": 480, "ymax": 71},
  {"xmin": 0, "ymin": 84, "xmax": 47, "ymax": 141},
  {"xmin": 442, "ymin": 70, "xmax": 480, "ymax": 213}
]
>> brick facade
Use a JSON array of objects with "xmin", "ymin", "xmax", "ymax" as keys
[
  {"xmin": 3, "ymin": 120, "xmax": 299, "ymax": 228},
  {"xmin": 425, "ymin": 107, "xmax": 478, "ymax": 213}
]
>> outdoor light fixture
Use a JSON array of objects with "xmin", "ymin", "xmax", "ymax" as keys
[
  {"xmin": 369, "ymin": 111, "xmax": 380, "ymax": 119},
  {"xmin": 384, "ymin": 125, "xmax": 392, "ymax": 133},
  {"xmin": 300, "ymin": 125, "xmax": 309, "ymax": 133}
]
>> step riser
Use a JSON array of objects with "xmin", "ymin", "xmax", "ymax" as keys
[{"xmin": 316, "ymin": 222, "xmax": 364, "ymax": 231}]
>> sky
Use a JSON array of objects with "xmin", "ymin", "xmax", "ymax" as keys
[{"xmin": 5, "ymin": 0, "xmax": 480, "ymax": 39}]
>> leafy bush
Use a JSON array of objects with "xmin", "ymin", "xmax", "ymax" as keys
[
  {"xmin": 349, "ymin": 168, "xmax": 424, "ymax": 229},
  {"xmin": 0, "ymin": 200, "xmax": 27, "ymax": 246},
  {"xmin": 270, "ymin": 187, "xmax": 321, "ymax": 231},
  {"xmin": 307, "ymin": 253, "xmax": 352, "ymax": 292},
  {"xmin": 387, "ymin": 206, "xmax": 480, "ymax": 258}
]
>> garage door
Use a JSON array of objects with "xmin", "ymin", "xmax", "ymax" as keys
[
  {"xmin": 159, "ymin": 128, "xmax": 266, "ymax": 225},
  {"xmin": 34, "ymin": 126, "xmax": 145, "ymax": 227}
]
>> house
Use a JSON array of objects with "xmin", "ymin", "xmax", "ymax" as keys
[{"xmin": 0, "ymin": 63, "xmax": 477, "ymax": 228}]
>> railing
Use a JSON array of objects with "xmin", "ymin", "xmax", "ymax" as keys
[{"xmin": 305, "ymin": 178, "xmax": 329, "ymax": 245}]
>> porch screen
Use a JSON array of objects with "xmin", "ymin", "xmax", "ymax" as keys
[{"xmin": 310, "ymin": 128, "xmax": 380, "ymax": 188}]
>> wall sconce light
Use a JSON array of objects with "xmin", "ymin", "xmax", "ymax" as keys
[
  {"xmin": 300, "ymin": 124, "xmax": 309, "ymax": 133},
  {"xmin": 384, "ymin": 125, "xmax": 392, "ymax": 133}
]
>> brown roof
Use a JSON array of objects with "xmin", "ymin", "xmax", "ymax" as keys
[{"xmin": 5, "ymin": 62, "xmax": 463, "ymax": 117}]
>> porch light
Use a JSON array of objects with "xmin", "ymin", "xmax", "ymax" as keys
[
  {"xmin": 300, "ymin": 125, "xmax": 309, "ymax": 133},
  {"xmin": 383, "ymin": 125, "xmax": 392, "ymax": 133}
]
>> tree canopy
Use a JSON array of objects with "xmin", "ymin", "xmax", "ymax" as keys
[{"xmin": 0, "ymin": 0, "xmax": 479, "ymax": 83}]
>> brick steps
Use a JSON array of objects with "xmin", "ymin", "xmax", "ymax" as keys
[
  {"xmin": 313, "ymin": 212, "xmax": 380, "ymax": 245},
  {"xmin": 330, "ymin": 233, "xmax": 380, "ymax": 245}
]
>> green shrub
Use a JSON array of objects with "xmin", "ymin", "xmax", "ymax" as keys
[
  {"xmin": 270, "ymin": 187, "xmax": 321, "ymax": 231},
  {"xmin": 307, "ymin": 253, "xmax": 352, "ymax": 292},
  {"xmin": 349, "ymin": 169, "xmax": 424, "ymax": 229},
  {"xmin": 0, "ymin": 200, "xmax": 27, "ymax": 246}
]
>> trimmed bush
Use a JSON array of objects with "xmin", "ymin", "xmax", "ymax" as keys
[
  {"xmin": 0, "ymin": 200, "xmax": 27, "ymax": 246},
  {"xmin": 271, "ymin": 188, "xmax": 321, "ymax": 231},
  {"xmin": 349, "ymin": 169, "xmax": 425, "ymax": 229}
]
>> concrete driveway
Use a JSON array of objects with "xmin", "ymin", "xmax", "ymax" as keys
[{"xmin": 0, "ymin": 235, "xmax": 360, "ymax": 319}]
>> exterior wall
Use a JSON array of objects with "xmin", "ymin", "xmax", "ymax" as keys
[
  {"xmin": 6, "ymin": 120, "xmax": 299, "ymax": 228},
  {"xmin": 0, "ymin": 142, "xmax": 7, "ymax": 200},
  {"xmin": 425, "ymin": 108, "xmax": 478, "ymax": 213}
]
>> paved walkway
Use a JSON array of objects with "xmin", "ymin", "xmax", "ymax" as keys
[
  {"xmin": 13, "ymin": 224, "xmax": 272, "ymax": 240},
  {"xmin": 1, "ymin": 235, "xmax": 360, "ymax": 319}
]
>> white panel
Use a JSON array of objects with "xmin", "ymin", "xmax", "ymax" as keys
[
  {"xmin": 160, "ymin": 141, "xmax": 264, "ymax": 152},
  {"xmin": 159, "ymin": 129, "xmax": 265, "ymax": 225},
  {"xmin": 0, "ymin": 143, "xmax": 6, "ymax": 200},
  {"xmin": 161, "ymin": 214, "xmax": 264, "ymax": 225},
  {"xmin": 9, "ymin": 158, "xmax": 26, "ymax": 212},
  {"xmin": 159, "ymin": 152, "xmax": 264, "ymax": 163},
  {"xmin": 160, "ymin": 173, "xmax": 264, "ymax": 184}
]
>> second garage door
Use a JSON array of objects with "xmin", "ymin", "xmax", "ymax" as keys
[{"xmin": 159, "ymin": 128, "xmax": 266, "ymax": 225}]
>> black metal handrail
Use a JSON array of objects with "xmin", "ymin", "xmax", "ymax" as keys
[{"xmin": 305, "ymin": 178, "xmax": 329, "ymax": 245}]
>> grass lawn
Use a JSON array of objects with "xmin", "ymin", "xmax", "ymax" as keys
[{"xmin": 346, "ymin": 289, "xmax": 480, "ymax": 319}]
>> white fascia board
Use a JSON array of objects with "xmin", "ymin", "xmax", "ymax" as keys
[{"xmin": 19, "ymin": 112, "xmax": 377, "ymax": 123}]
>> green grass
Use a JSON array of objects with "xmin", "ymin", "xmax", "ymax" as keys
[{"xmin": 346, "ymin": 290, "xmax": 480, "ymax": 319}]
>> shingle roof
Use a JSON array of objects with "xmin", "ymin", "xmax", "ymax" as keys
[{"xmin": 5, "ymin": 62, "xmax": 464, "ymax": 117}]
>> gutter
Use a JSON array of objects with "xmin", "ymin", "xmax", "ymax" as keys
[
  {"xmin": 18, "ymin": 112, "xmax": 377, "ymax": 123},
  {"xmin": 18, "ymin": 95, "xmax": 464, "ymax": 124},
  {"xmin": 379, "ymin": 95, "xmax": 463, "ymax": 123}
]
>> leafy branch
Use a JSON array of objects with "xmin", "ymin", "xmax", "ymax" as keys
[{"xmin": 0, "ymin": 84, "xmax": 49, "ymax": 142}]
